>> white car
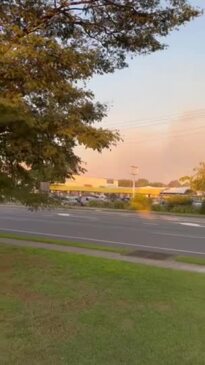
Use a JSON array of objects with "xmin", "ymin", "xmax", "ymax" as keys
[
  {"xmin": 61, "ymin": 196, "xmax": 81, "ymax": 205},
  {"xmin": 80, "ymin": 195, "xmax": 99, "ymax": 205},
  {"xmin": 192, "ymin": 199, "xmax": 203, "ymax": 208}
]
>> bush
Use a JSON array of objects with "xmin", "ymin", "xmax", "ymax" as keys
[
  {"xmin": 165, "ymin": 195, "xmax": 192, "ymax": 209},
  {"xmin": 200, "ymin": 201, "xmax": 205, "ymax": 215},
  {"xmin": 151, "ymin": 196, "xmax": 204, "ymax": 215},
  {"xmin": 169, "ymin": 206, "xmax": 197, "ymax": 214},
  {"xmin": 88, "ymin": 200, "xmax": 129, "ymax": 210},
  {"xmin": 88, "ymin": 200, "xmax": 107, "ymax": 208},
  {"xmin": 152, "ymin": 205, "xmax": 167, "ymax": 212},
  {"xmin": 112, "ymin": 200, "xmax": 129, "ymax": 209},
  {"xmin": 131, "ymin": 194, "xmax": 152, "ymax": 211}
]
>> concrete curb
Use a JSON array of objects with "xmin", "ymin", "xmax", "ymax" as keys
[{"xmin": 1, "ymin": 238, "xmax": 205, "ymax": 274}]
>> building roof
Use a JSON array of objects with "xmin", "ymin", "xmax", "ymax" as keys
[{"xmin": 161, "ymin": 187, "xmax": 191, "ymax": 195}]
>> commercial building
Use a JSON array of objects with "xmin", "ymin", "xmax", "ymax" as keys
[{"xmin": 50, "ymin": 175, "xmax": 163, "ymax": 197}]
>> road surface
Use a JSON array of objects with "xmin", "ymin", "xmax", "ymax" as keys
[{"xmin": 1, "ymin": 205, "xmax": 205, "ymax": 256}]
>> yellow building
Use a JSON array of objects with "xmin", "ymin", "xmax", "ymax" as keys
[
  {"xmin": 63, "ymin": 175, "xmax": 119, "ymax": 188},
  {"xmin": 50, "ymin": 175, "xmax": 163, "ymax": 197}
]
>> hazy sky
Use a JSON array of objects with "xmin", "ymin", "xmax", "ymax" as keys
[{"xmin": 78, "ymin": 0, "xmax": 205, "ymax": 183}]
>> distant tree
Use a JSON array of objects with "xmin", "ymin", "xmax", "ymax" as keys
[
  {"xmin": 135, "ymin": 178, "xmax": 149, "ymax": 187},
  {"xmin": 179, "ymin": 176, "xmax": 191, "ymax": 186},
  {"xmin": 150, "ymin": 182, "xmax": 165, "ymax": 187},
  {"xmin": 119, "ymin": 178, "xmax": 150, "ymax": 187},
  {"xmin": 118, "ymin": 180, "xmax": 132, "ymax": 188},
  {"xmin": 0, "ymin": 1, "xmax": 200, "ymax": 204},
  {"xmin": 191, "ymin": 162, "xmax": 205, "ymax": 192},
  {"xmin": 168, "ymin": 180, "xmax": 181, "ymax": 188}
]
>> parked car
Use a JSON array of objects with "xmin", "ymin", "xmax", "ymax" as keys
[
  {"xmin": 60, "ymin": 196, "xmax": 81, "ymax": 206},
  {"xmin": 152, "ymin": 198, "xmax": 161, "ymax": 206},
  {"xmin": 80, "ymin": 195, "xmax": 100, "ymax": 205},
  {"xmin": 122, "ymin": 197, "xmax": 130, "ymax": 202},
  {"xmin": 192, "ymin": 199, "xmax": 203, "ymax": 208}
]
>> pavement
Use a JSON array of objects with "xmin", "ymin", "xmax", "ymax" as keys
[{"xmin": 1, "ymin": 205, "xmax": 205, "ymax": 257}]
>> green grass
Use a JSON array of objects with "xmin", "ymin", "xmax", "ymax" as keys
[
  {"xmin": 176, "ymin": 256, "xmax": 205, "ymax": 266},
  {"xmin": 151, "ymin": 208, "xmax": 205, "ymax": 217},
  {"xmin": 1, "ymin": 244, "xmax": 205, "ymax": 364},
  {"xmin": 0, "ymin": 232, "xmax": 129, "ymax": 254}
]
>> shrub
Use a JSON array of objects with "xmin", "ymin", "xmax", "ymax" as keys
[
  {"xmin": 112, "ymin": 200, "xmax": 129, "ymax": 209},
  {"xmin": 165, "ymin": 195, "xmax": 192, "ymax": 209},
  {"xmin": 88, "ymin": 200, "xmax": 108, "ymax": 208},
  {"xmin": 152, "ymin": 205, "xmax": 167, "ymax": 212},
  {"xmin": 200, "ymin": 201, "xmax": 205, "ymax": 215},
  {"xmin": 88, "ymin": 200, "xmax": 129, "ymax": 209},
  {"xmin": 131, "ymin": 194, "xmax": 152, "ymax": 211},
  {"xmin": 169, "ymin": 206, "xmax": 196, "ymax": 214}
]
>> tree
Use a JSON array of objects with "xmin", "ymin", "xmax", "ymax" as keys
[
  {"xmin": 179, "ymin": 176, "xmax": 191, "ymax": 186},
  {"xmin": 118, "ymin": 180, "xmax": 132, "ymax": 188},
  {"xmin": 0, "ymin": 1, "xmax": 200, "ymax": 204},
  {"xmin": 118, "ymin": 178, "xmax": 150, "ymax": 187},
  {"xmin": 150, "ymin": 182, "xmax": 165, "ymax": 187},
  {"xmin": 168, "ymin": 180, "xmax": 181, "ymax": 188},
  {"xmin": 135, "ymin": 178, "xmax": 149, "ymax": 187},
  {"xmin": 179, "ymin": 163, "xmax": 205, "ymax": 193},
  {"xmin": 191, "ymin": 162, "xmax": 205, "ymax": 192}
]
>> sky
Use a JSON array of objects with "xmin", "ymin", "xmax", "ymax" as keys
[{"xmin": 78, "ymin": 0, "xmax": 205, "ymax": 183}]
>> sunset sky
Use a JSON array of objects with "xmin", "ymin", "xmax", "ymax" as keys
[{"xmin": 78, "ymin": 0, "xmax": 205, "ymax": 183}]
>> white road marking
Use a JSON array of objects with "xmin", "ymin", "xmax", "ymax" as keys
[
  {"xmin": 57, "ymin": 213, "xmax": 70, "ymax": 217},
  {"xmin": 57, "ymin": 213, "xmax": 99, "ymax": 221},
  {"xmin": 143, "ymin": 223, "xmax": 158, "ymax": 226},
  {"xmin": 160, "ymin": 216, "xmax": 178, "ymax": 221},
  {"xmin": 180, "ymin": 223, "xmax": 201, "ymax": 227},
  {"xmin": 153, "ymin": 231, "xmax": 205, "ymax": 239},
  {"xmin": 1, "ymin": 227, "xmax": 205, "ymax": 256}
]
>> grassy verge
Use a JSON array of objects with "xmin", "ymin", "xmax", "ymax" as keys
[
  {"xmin": 1, "ymin": 244, "xmax": 205, "ymax": 365},
  {"xmin": 2, "ymin": 233, "xmax": 205, "ymax": 268},
  {"xmin": 176, "ymin": 256, "xmax": 205, "ymax": 266},
  {"xmin": 151, "ymin": 209, "xmax": 205, "ymax": 218},
  {"xmin": 0, "ymin": 232, "xmax": 129, "ymax": 254}
]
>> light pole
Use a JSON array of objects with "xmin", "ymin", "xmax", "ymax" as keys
[{"xmin": 130, "ymin": 165, "xmax": 139, "ymax": 198}]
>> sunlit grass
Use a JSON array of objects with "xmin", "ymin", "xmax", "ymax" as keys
[{"xmin": 1, "ymin": 244, "xmax": 205, "ymax": 364}]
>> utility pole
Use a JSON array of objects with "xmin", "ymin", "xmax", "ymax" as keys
[{"xmin": 130, "ymin": 165, "xmax": 139, "ymax": 198}]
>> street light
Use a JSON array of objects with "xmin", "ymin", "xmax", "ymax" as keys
[{"xmin": 130, "ymin": 165, "xmax": 139, "ymax": 198}]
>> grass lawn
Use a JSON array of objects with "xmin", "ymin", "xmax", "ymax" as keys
[
  {"xmin": 1, "ymin": 244, "xmax": 205, "ymax": 365},
  {"xmin": 176, "ymin": 256, "xmax": 205, "ymax": 266},
  {"xmin": 0, "ymin": 232, "xmax": 129, "ymax": 254}
]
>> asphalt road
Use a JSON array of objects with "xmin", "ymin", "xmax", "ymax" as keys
[{"xmin": 1, "ymin": 205, "xmax": 205, "ymax": 256}]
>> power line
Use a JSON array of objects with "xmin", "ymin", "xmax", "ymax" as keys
[
  {"xmin": 121, "ymin": 125, "xmax": 205, "ymax": 145},
  {"xmin": 104, "ymin": 108, "xmax": 205, "ymax": 125},
  {"xmin": 122, "ymin": 123, "xmax": 205, "ymax": 140},
  {"xmin": 123, "ymin": 128, "xmax": 205, "ymax": 143},
  {"xmin": 109, "ymin": 113, "xmax": 205, "ymax": 130},
  {"xmin": 101, "ymin": 109, "xmax": 205, "ymax": 129},
  {"xmin": 118, "ymin": 115, "xmax": 205, "ymax": 132}
]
